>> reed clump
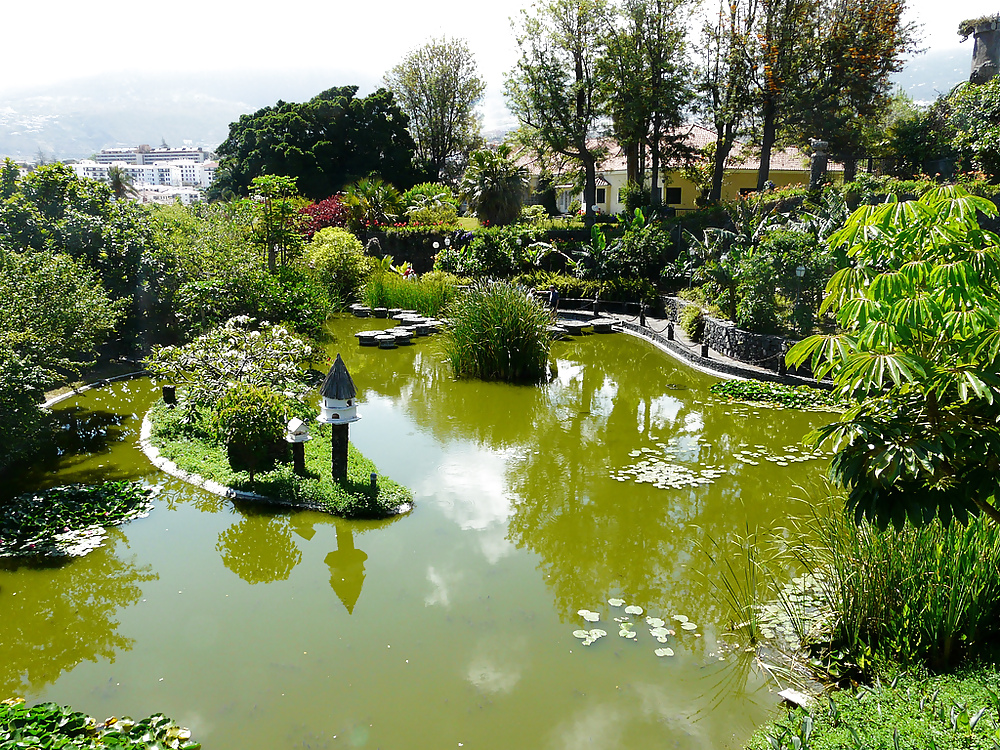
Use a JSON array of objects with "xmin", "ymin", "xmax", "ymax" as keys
[
  {"xmin": 442, "ymin": 279, "xmax": 552, "ymax": 383},
  {"xmin": 361, "ymin": 270, "xmax": 461, "ymax": 316}
]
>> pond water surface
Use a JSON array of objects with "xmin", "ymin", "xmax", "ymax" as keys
[{"xmin": 0, "ymin": 315, "xmax": 832, "ymax": 749}]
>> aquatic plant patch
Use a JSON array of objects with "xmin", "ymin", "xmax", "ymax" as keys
[
  {"xmin": 710, "ymin": 380, "xmax": 846, "ymax": 412},
  {"xmin": 0, "ymin": 698, "xmax": 200, "ymax": 749},
  {"xmin": 0, "ymin": 482, "xmax": 154, "ymax": 558},
  {"xmin": 612, "ymin": 440, "xmax": 726, "ymax": 489},
  {"xmin": 571, "ymin": 599, "xmax": 711, "ymax": 658}
]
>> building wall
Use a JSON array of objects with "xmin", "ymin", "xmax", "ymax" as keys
[{"xmin": 555, "ymin": 166, "xmax": 841, "ymax": 215}]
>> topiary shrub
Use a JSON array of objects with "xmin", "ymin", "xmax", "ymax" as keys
[
  {"xmin": 303, "ymin": 226, "xmax": 373, "ymax": 308},
  {"xmin": 680, "ymin": 304, "xmax": 706, "ymax": 342},
  {"xmin": 213, "ymin": 384, "xmax": 288, "ymax": 480}
]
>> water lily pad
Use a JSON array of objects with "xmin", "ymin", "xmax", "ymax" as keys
[
  {"xmin": 672, "ymin": 614, "xmax": 689, "ymax": 623},
  {"xmin": 577, "ymin": 609, "xmax": 600, "ymax": 622},
  {"xmin": 589, "ymin": 629, "xmax": 607, "ymax": 638},
  {"xmin": 619, "ymin": 630, "xmax": 636, "ymax": 638},
  {"xmin": 654, "ymin": 648, "xmax": 675, "ymax": 657},
  {"xmin": 681, "ymin": 622, "xmax": 698, "ymax": 631},
  {"xmin": 608, "ymin": 598, "xmax": 625, "ymax": 607},
  {"xmin": 624, "ymin": 605, "xmax": 643, "ymax": 615},
  {"xmin": 656, "ymin": 636, "xmax": 669, "ymax": 643},
  {"xmin": 649, "ymin": 627, "xmax": 670, "ymax": 638},
  {"xmin": 572, "ymin": 630, "xmax": 590, "ymax": 638},
  {"xmin": 645, "ymin": 617, "xmax": 665, "ymax": 628}
]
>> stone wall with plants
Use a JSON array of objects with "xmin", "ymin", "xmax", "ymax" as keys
[{"xmin": 664, "ymin": 296, "xmax": 791, "ymax": 371}]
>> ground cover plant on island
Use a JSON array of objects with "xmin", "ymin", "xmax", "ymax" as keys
[
  {"xmin": 442, "ymin": 279, "xmax": 553, "ymax": 383},
  {"xmin": 710, "ymin": 380, "xmax": 847, "ymax": 412},
  {"xmin": 143, "ymin": 316, "xmax": 411, "ymax": 518}
]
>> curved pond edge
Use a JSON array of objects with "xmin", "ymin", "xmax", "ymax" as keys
[
  {"xmin": 139, "ymin": 411, "xmax": 413, "ymax": 516},
  {"xmin": 43, "ymin": 370, "xmax": 150, "ymax": 409},
  {"xmin": 559, "ymin": 311, "xmax": 828, "ymax": 388}
]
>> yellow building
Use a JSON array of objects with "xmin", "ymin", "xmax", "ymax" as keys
[{"xmin": 525, "ymin": 124, "xmax": 842, "ymax": 214}]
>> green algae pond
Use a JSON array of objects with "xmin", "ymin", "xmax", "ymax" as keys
[{"xmin": 0, "ymin": 315, "xmax": 834, "ymax": 749}]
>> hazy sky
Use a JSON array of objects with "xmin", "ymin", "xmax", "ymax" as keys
[{"xmin": 0, "ymin": 0, "xmax": 993, "ymax": 128}]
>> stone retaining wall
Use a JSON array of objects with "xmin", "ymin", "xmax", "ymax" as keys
[{"xmin": 662, "ymin": 296, "xmax": 799, "ymax": 375}]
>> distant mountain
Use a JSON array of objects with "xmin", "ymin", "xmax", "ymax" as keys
[
  {"xmin": 0, "ymin": 46, "xmax": 979, "ymax": 163},
  {"xmin": 0, "ymin": 69, "xmax": 379, "ymax": 161},
  {"xmin": 892, "ymin": 46, "xmax": 972, "ymax": 102}
]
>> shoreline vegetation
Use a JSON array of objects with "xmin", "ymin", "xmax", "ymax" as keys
[{"xmin": 145, "ymin": 400, "xmax": 412, "ymax": 519}]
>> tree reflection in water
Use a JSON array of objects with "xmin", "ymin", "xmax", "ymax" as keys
[{"xmin": 0, "ymin": 531, "xmax": 157, "ymax": 697}]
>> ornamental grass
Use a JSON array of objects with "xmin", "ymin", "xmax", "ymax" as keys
[
  {"xmin": 361, "ymin": 270, "xmax": 460, "ymax": 316},
  {"xmin": 442, "ymin": 279, "xmax": 552, "ymax": 383}
]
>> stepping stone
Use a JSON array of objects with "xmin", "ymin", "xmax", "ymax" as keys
[
  {"xmin": 376, "ymin": 334, "xmax": 397, "ymax": 349},
  {"xmin": 547, "ymin": 325, "xmax": 569, "ymax": 340},
  {"xmin": 562, "ymin": 320, "xmax": 590, "ymax": 335},
  {"xmin": 352, "ymin": 306, "xmax": 372, "ymax": 318},
  {"xmin": 392, "ymin": 329, "xmax": 413, "ymax": 345},
  {"xmin": 590, "ymin": 319, "xmax": 615, "ymax": 333},
  {"xmin": 373, "ymin": 307, "xmax": 389, "ymax": 318},
  {"xmin": 355, "ymin": 330, "xmax": 380, "ymax": 346}
]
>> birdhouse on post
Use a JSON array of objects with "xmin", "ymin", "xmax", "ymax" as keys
[
  {"xmin": 316, "ymin": 354, "xmax": 360, "ymax": 481},
  {"xmin": 285, "ymin": 418, "xmax": 311, "ymax": 477}
]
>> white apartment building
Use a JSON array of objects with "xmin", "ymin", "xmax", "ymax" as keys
[
  {"xmin": 72, "ymin": 158, "xmax": 216, "ymax": 193},
  {"xmin": 94, "ymin": 145, "xmax": 211, "ymax": 165}
]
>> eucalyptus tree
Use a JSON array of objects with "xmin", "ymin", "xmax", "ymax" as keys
[
  {"xmin": 384, "ymin": 37, "xmax": 486, "ymax": 183},
  {"xmin": 596, "ymin": 0, "xmax": 694, "ymax": 203},
  {"xmin": 788, "ymin": 187, "xmax": 1000, "ymax": 528},
  {"xmin": 506, "ymin": 0, "xmax": 609, "ymax": 227},
  {"xmin": 692, "ymin": 0, "xmax": 758, "ymax": 203}
]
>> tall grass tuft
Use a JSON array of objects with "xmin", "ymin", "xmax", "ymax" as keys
[
  {"xmin": 794, "ymin": 491, "xmax": 1000, "ymax": 672},
  {"xmin": 361, "ymin": 270, "xmax": 461, "ymax": 316},
  {"xmin": 442, "ymin": 279, "xmax": 553, "ymax": 383}
]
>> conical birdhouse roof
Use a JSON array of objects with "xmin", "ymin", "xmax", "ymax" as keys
[{"xmin": 320, "ymin": 354, "xmax": 357, "ymax": 400}]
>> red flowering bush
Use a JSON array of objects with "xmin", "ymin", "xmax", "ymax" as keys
[{"xmin": 299, "ymin": 195, "xmax": 349, "ymax": 239}]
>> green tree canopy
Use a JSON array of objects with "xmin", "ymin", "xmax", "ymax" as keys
[
  {"xmin": 459, "ymin": 145, "xmax": 528, "ymax": 227},
  {"xmin": 211, "ymin": 86, "xmax": 418, "ymax": 201},
  {"xmin": 505, "ymin": 0, "xmax": 608, "ymax": 227},
  {"xmin": 384, "ymin": 37, "xmax": 486, "ymax": 183},
  {"xmin": 788, "ymin": 186, "xmax": 1000, "ymax": 529}
]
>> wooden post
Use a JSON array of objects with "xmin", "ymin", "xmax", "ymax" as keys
[
  {"xmin": 331, "ymin": 423, "xmax": 349, "ymax": 480},
  {"xmin": 162, "ymin": 384, "xmax": 176, "ymax": 405},
  {"xmin": 292, "ymin": 442, "xmax": 306, "ymax": 476}
]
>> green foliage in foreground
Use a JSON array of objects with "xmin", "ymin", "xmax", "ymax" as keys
[
  {"xmin": 148, "ymin": 402, "xmax": 411, "ymax": 519},
  {"xmin": 747, "ymin": 668, "xmax": 1000, "ymax": 750},
  {"xmin": 0, "ymin": 482, "xmax": 153, "ymax": 558},
  {"xmin": 787, "ymin": 187, "xmax": 1000, "ymax": 529},
  {"xmin": 361, "ymin": 270, "xmax": 462, "ymax": 316},
  {"xmin": 442, "ymin": 279, "xmax": 552, "ymax": 383},
  {"xmin": 710, "ymin": 380, "xmax": 845, "ymax": 412},
  {"xmin": 0, "ymin": 698, "xmax": 199, "ymax": 750}
]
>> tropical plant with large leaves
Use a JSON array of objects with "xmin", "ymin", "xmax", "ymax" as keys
[{"xmin": 787, "ymin": 186, "xmax": 1000, "ymax": 528}]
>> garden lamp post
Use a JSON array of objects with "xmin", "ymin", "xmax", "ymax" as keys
[
  {"xmin": 316, "ymin": 354, "xmax": 360, "ymax": 481},
  {"xmin": 795, "ymin": 265, "xmax": 806, "ymax": 312}
]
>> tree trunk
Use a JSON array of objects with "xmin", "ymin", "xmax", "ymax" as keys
[
  {"xmin": 625, "ymin": 142, "xmax": 640, "ymax": 185},
  {"xmin": 709, "ymin": 126, "xmax": 735, "ymax": 203},
  {"xmin": 756, "ymin": 98, "xmax": 776, "ymax": 191},
  {"xmin": 582, "ymin": 150, "xmax": 597, "ymax": 229},
  {"xmin": 650, "ymin": 111, "xmax": 662, "ymax": 206},
  {"xmin": 843, "ymin": 156, "xmax": 858, "ymax": 183}
]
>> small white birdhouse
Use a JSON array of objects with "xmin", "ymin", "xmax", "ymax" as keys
[
  {"xmin": 285, "ymin": 417, "xmax": 312, "ymax": 443},
  {"xmin": 316, "ymin": 353, "xmax": 361, "ymax": 425}
]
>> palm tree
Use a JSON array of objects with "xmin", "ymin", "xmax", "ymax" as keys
[
  {"xmin": 459, "ymin": 145, "xmax": 527, "ymax": 226},
  {"xmin": 107, "ymin": 166, "xmax": 138, "ymax": 201}
]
